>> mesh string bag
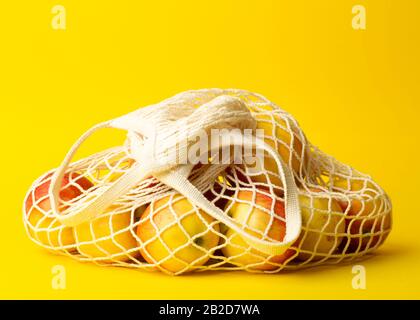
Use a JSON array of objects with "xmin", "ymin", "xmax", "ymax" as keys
[{"xmin": 23, "ymin": 89, "xmax": 392, "ymax": 275}]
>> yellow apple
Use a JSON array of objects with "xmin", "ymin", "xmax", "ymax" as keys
[
  {"xmin": 296, "ymin": 190, "xmax": 345, "ymax": 261},
  {"xmin": 137, "ymin": 194, "xmax": 220, "ymax": 274},
  {"xmin": 246, "ymin": 113, "xmax": 305, "ymax": 188},
  {"xmin": 222, "ymin": 189, "xmax": 296, "ymax": 270},
  {"xmin": 24, "ymin": 172, "xmax": 93, "ymax": 249},
  {"xmin": 74, "ymin": 206, "xmax": 139, "ymax": 262}
]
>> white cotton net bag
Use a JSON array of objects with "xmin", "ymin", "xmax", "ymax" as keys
[{"xmin": 23, "ymin": 89, "xmax": 392, "ymax": 275}]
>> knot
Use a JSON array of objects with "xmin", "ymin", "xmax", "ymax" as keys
[{"xmin": 113, "ymin": 95, "xmax": 256, "ymax": 176}]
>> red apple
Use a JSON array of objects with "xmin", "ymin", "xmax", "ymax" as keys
[
  {"xmin": 221, "ymin": 188, "xmax": 296, "ymax": 271},
  {"xmin": 24, "ymin": 172, "xmax": 93, "ymax": 249},
  {"xmin": 333, "ymin": 176, "xmax": 391, "ymax": 252}
]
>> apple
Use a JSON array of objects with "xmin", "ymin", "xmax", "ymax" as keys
[
  {"xmin": 24, "ymin": 172, "xmax": 93, "ymax": 249},
  {"xmin": 341, "ymin": 213, "xmax": 391, "ymax": 253},
  {"xmin": 296, "ymin": 189, "xmax": 345, "ymax": 261},
  {"xmin": 74, "ymin": 206, "xmax": 140, "ymax": 262},
  {"xmin": 332, "ymin": 175, "xmax": 381, "ymax": 217},
  {"xmin": 245, "ymin": 113, "xmax": 305, "ymax": 187},
  {"xmin": 137, "ymin": 194, "xmax": 220, "ymax": 274},
  {"xmin": 221, "ymin": 189, "xmax": 296, "ymax": 270},
  {"xmin": 332, "ymin": 175, "xmax": 392, "ymax": 252}
]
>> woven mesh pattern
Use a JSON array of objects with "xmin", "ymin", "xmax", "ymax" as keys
[{"xmin": 23, "ymin": 89, "xmax": 392, "ymax": 275}]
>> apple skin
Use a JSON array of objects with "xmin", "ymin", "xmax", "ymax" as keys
[
  {"xmin": 221, "ymin": 189, "xmax": 296, "ymax": 271},
  {"xmin": 332, "ymin": 176, "xmax": 392, "ymax": 252},
  {"xmin": 333, "ymin": 176, "xmax": 381, "ymax": 217},
  {"xmin": 340, "ymin": 213, "xmax": 391, "ymax": 253},
  {"xmin": 246, "ymin": 113, "xmax": 305, "ymax": 188},
  {"xmin": 74, "ymin": 207, "xmax": 139, "ymax": 262},
  {"xmin": 24, "ymin": 172, "xmax": 93, "ymax": 249},
  {"xmin": 137, "ymin": 194, "xmax": 220, "ymax": 274},
  {"xmin": 296, "ymin": 191, "xmax": 345, "ymax": 261}
]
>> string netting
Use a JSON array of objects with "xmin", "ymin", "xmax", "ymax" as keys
[{"xmin": 23, "ymin": 89, "xmax": 392, "ymax": 275}]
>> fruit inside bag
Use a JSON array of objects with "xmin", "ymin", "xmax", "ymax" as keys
[{"xmin": 23, "ymin": 89, "xmax": 392, "ymax": 275}]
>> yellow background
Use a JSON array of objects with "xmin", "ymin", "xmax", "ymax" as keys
[{"xmin": 1, "ymin": 0, "xmax": 419, "ymax": 299}]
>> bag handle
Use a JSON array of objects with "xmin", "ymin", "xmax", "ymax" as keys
[
  {"xmin": 49, "ymin": 127, "xmax": 300, "ymax": 256},
  {"xmin": 49, "ymin": 96, "xmax": 301, "ymax": 256}
]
